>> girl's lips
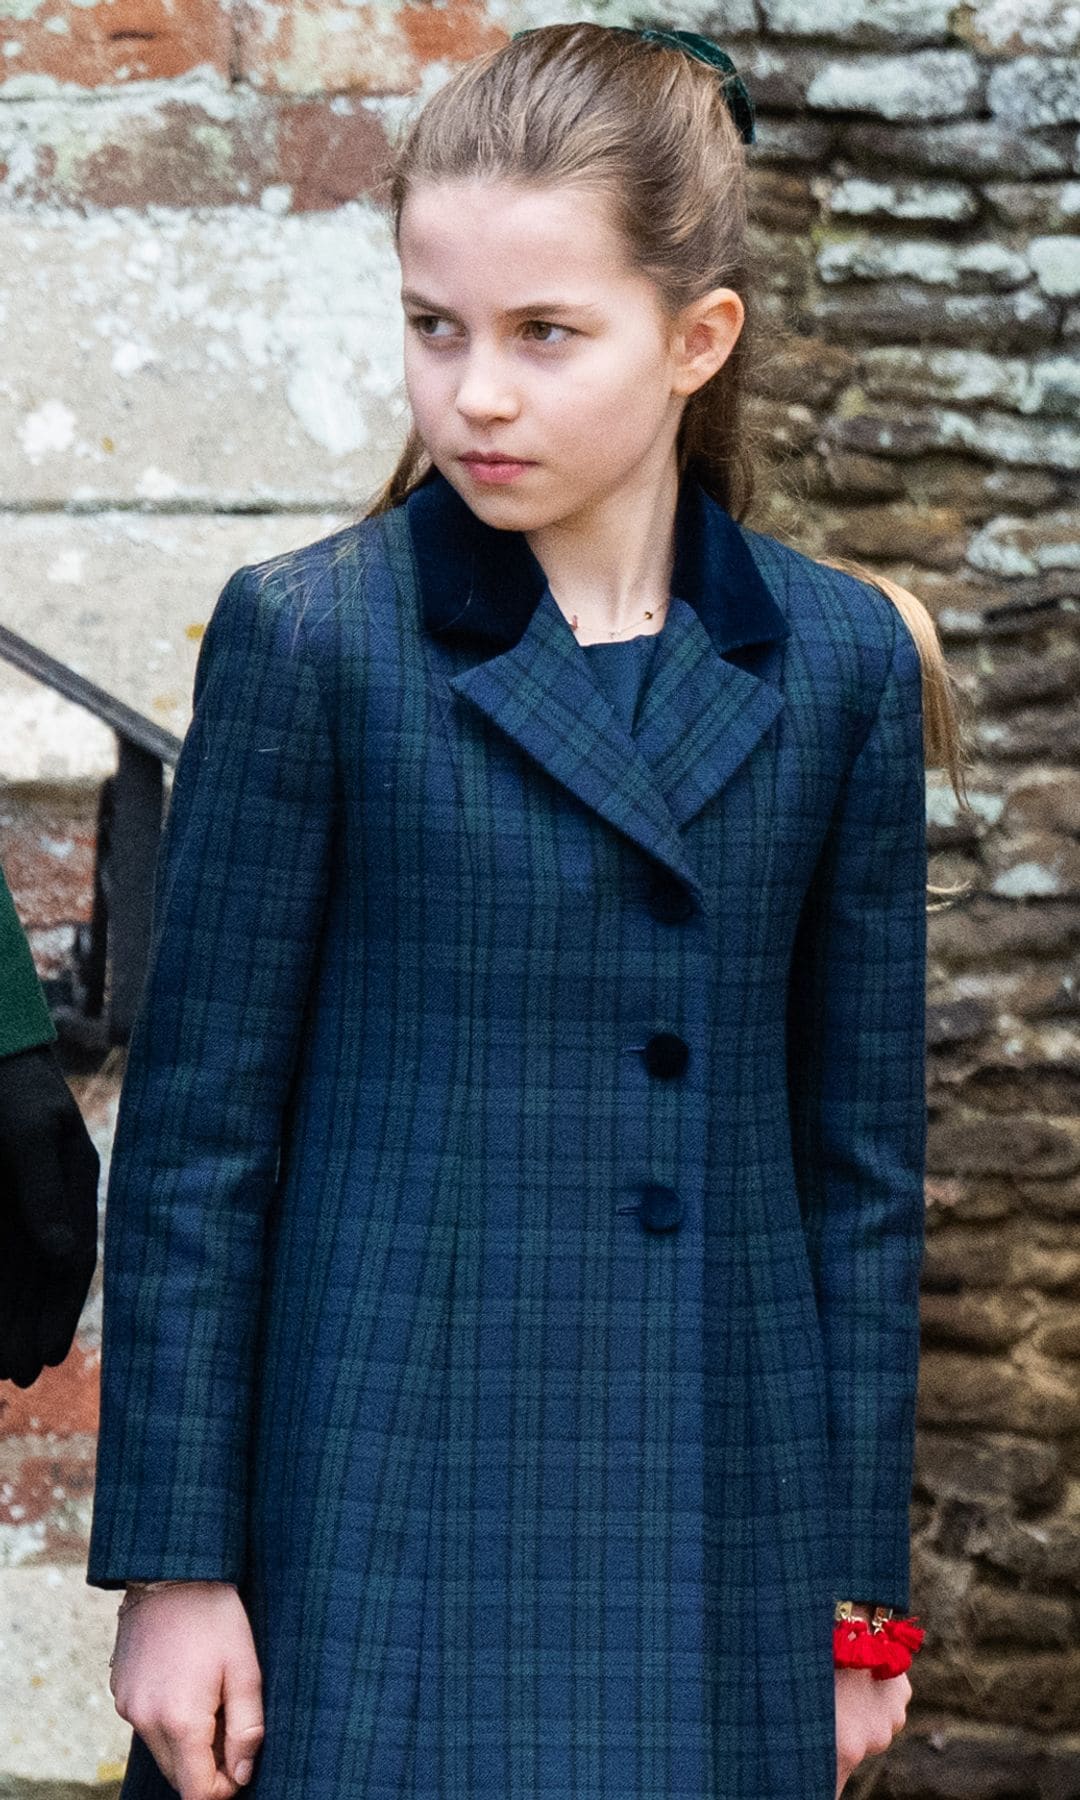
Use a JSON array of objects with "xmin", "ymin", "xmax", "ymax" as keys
[{"xmin": 461, "ymin": 456, "xmax": 534, "ymax": 484}]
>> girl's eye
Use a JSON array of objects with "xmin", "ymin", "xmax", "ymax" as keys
[
  {"xmin": 521, "ymin": 320, "xmax": 573, "ymax": 345},
  {"xmin": 409, "ymin": 315, "xmax": 454, "ymax": 339},
  {"xmin": 407, "ymin": 316, "xmax": 574, "ymax": 346}
]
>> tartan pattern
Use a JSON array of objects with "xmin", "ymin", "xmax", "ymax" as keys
[{"xmin": 87, "ymin": 470, "xmax": 927, "ymax": 1800}]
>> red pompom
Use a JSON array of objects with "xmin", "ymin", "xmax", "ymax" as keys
[
  {"xmin": 833, "ymin": 1614, "xmax": 924, "ymax": 1681},
  {"xmin": 886, "ymin": 1617, "xmax": 925, "ymax": 1652},
  {"xmin": 868, "ymin": 1637, "xmax": 913, "ymax": 1680}
]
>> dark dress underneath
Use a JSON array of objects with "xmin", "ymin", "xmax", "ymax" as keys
[{"xmin": 579, "ymin": 630, "xmax": 662, "ymax": 735}]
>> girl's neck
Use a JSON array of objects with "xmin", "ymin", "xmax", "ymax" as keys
[{"xmin": 524, "ymin": 464, "xmax": 679, "ymax": 645}]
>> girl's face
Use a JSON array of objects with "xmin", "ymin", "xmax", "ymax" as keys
[{"xmin": 398, "ymin": 177, "xmax": 738, "ymax": 531}]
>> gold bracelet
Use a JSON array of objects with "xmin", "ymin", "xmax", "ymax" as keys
[
  {"xmin": 117, "ymin": 1580, "xmax": 184, "ymax": 1618},
  {"xmin": 835, "ymin": 1599, "xmax": 896, "ymax": 1631}
]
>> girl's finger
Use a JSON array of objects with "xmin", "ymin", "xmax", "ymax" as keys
[
  {"xmin": 167, "ymin": 1712, "xmax": 225, "ymax": 1800},
  {"xmin": 218, "ymin": 1632, "xmax": 264, "ymax": 1783}
]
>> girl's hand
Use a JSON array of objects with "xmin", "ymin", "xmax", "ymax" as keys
[
  {"xmin": 834, "ymin": 1666, "xmax": 911, "ymax": 1797},
  {"xmin": 108, "ymin": 1581, "xmax": 265, "ymax": 1800}
]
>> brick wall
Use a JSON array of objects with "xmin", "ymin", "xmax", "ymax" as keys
[{"xmin": 0, "ymin": 2, "xmax": 1078, "ymax": 1794}]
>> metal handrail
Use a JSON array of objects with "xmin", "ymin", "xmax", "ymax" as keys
[
  {"xmin": 0, "ymin": 622, "xmax": 183, "ymax": 1047},
  {"xmin": 0, "ymin": 623, "xmax": 182, "ymax": 765}
]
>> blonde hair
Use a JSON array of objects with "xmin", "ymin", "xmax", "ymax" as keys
[{"xmin": 361, "ymin": 20, "xmax": 974, "ymax": 869}]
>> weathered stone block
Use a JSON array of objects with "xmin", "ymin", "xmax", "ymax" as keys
[
  {"xmin": 1012, "ymin": 1240, "xmax": 1080, "ymax": 1292},
  {"xmin": 928, "ymin": 1108, "xmax": 1080, "ymax": 1179},
  {"xmin": 236, "ymin": 0, "xmax": 506, "ymax": 97},
  {"xmin": 919, "ymin": 1349, "xmax": 1080, "ymax": 1434},
  {"xmin": 899, "ymin": 456, "xmax": 1054, "ymax": 520},
  {"xmin": 738, "ymin": 42, "xmax": 823, "ymax": 110},
  {"xmin": 933, "ymin": 406, "xmax": 1080, "ymax": 469},
  {"xmin": 694, "ymin": 0, "xmax": 761, "ymax": 29},
  {"xmin": 0, "ymin": 0, "xmax": 229, "ymax": 95},
  {"xmin": 748, "ymin": 167, "xmax": 818, "ymax": 232},
  {"xmin": 816, "ymin": 235, "xmax": 1030, "ymax": 288},
  {"xmin": 983, "ymin": 179, "xmax": 1080, "ymax": 231},
  {"xmin": 806, "ymin": 50, "xmax": 982, "ymax": 120},
  {"xmin": 920, "ymin": 1289, "xmax": 1038, "ymax": 1348},
  {"xmin": 744, "ymin": 395, "xmax": 819, "ymax": 454},
  {"xmin": 928, "ymin": 897, "xmax": 1080, "ymax": 963},
  {"xmin": 924, "ymin": 1176, "xmax": 1018, "ymax": 1226},
  {"xmin": 988, "ymin": 55, "xmax": 1080, "ymax": 128},
  {"xmin": 0, "ymin": 88, "xmax": 392, "ymax": 212},
  {"xmin": 1004, "ymin": 772, "xmax": 1080, "ymax": 836},
  {"xmin": 865, "ymin": 1722, "xmax": 1080, "ymax": 1798},
  {"xmin": 746, "ymin": 115, "xmax": 836, "ymax": 162},
  {"xmin": 0, "ymin": 513, "xmax": 352, "ymax": 780},
  {"xmin": 844, "ymin": 117, "xmax": 1076, "ymax": 176},
  {"xmin": 760, "ymin": 0, "xmax": 954, "ymax": 40},
  {"xmin": 979, "ymin": 684, "xmax": 1080, "ymax": 754},
  {"xmin": 927, "ymin": 994, "xmax": 995, "ymax": 1042},
  {"xmin": 820, "ymin": 450, "xmax": 906, "ymax": 497},
  {"xmin": 986, "ymin": 828, "xmax": 1080, "ymax": 899},
  {"xmin": 1032, "ymin": 1311, "xmax": 1080, "ymax": 1357},
  {"xmin": 963, "ymin": 1581, "xmax": 1074, "ymax": 1648},
  {"xmin": 984, "ymin": 462, "xmax": 1074, "ymax": 506},
  {"xmin": 967, "ymin": 509, "xmax": 1080, "ymax": 575},
  {"xmin": 822, "ymin": 502, "xmax": 969, "ymax": 567},
  {"xmin": 977, "ymin": 645, "xmax": 1080, "ymax": 709},
  {"xmin": 1030, "ymin": 234, "xmax": 1080, "ymax": 295},
  {"xmin": 921, "ymin": 1223, "xmax": 1020, "ymax": 1288},
  {"xmin": 980, "ymin": 1511, "xmax": 1080, "ymax": 1588},
  {"xmin": 920, "ymin": 1645, "xmax": 1080, "ymax": 1728},
  {"xmin": 748, "ymin": 223, "xmax": 815, "ymax": 294},
  {"xmin": 954, "ymin": 0, "xmax": 1080, "ymax": 57},
  {"xmin": 1017, "ymin": 1169, "xmax": 1080, "ymax": 1219},
  {"xmin": 0, "ymin": 1566, "xmax": 130, "ymax": 1787},
  {"xmin": 830, "ymin": 405, "xmax": 1080, "ymax": 471},
  {"xmin": 811, "ymin": 285, "xmax": 1060, "ymax": 347},
  {"xmin": 0, "ymin": 208, "xmax": 406, "ymax": 508},
  {"xmin": 815, "ymin": 174, "xmax": 980, "ymax": 221},
  {"xmin": 976, "ymin": 570, "xmax": 1080, "ymax": 628},
  {"xmin": 751, "ymin": 334, "xmax": 857, "ymax": 405},
  {"xmin": 859, "ymin": 347, "xmax": 1030, "ymax": 409},
  {"xmin": 870, "ymin": 350, "xmax": 1080, "ymax": 418},
  {"xmin": 914, "ymin": 1429, "xmax": 1064, "ymax": 1507}
]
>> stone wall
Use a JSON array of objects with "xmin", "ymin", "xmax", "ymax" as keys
[
  {"xmin": 726, "ymin": 11, "xmax": 1080, "ymax": 1790},
  {"xmin": 0, "ymin": 2, "xmax": 1077, "ymax": 1795}
]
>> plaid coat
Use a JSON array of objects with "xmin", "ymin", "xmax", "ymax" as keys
[{"xmin": 87, "ymin": 466, "xmax": 928, "ymax": 1800}]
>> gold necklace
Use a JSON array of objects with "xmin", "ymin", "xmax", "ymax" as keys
[{"xmin": 569, "ymin": 595, "xmax": 671, "ymax": 640}]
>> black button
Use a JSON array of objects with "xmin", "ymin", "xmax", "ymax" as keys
[
  {"xmin": 642, "ymin": 1032, "xmax": 690, "ymax": 1079},
  {"xmin": 639, "ymin": 1183, "xmax": 683, "ymax": 1232},
  {"xmin": 647, "ymin": 871, "xmax": 695, "ymax": 924}
]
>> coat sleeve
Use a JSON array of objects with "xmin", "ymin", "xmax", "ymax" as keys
[
  {"xmin": 86, "ymin": 564, "xmax": 337, "ymax": 1591},
  {"xmin": 0, "ymin": 861, "xmax": 58, "ymax": 1059},
  {"xmin": 785, "ymin": 602, "xmax": 928, "ymax": 1616}
]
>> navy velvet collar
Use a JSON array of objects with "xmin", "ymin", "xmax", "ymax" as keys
[{"xmin": 403, "ymin": 464, "xmax": 789, "ymax": 659}]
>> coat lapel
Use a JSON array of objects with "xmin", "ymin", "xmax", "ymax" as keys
[{"xmin": 396, "ymin": 465, "xmax": 791, "ymax": 902}]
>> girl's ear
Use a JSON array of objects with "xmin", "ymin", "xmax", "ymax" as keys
[{"xmin": 670, "ymin": 287, "xmax": 744, "ymax": 396}]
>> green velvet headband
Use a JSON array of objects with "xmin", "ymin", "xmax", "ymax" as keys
[{"xmin": 510, "ymin": 24, "xmax": 757, "ymax": 146}]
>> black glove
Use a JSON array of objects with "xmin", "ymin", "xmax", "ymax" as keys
[{"xmin": 0, "ymin": 1042, "xmax": 100, "ymax": 1388}]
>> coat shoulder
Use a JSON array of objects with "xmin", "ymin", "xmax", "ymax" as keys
[
  {"xmin": 735, "ymin": 521, "xmax": 903, "ymax": 661},
  {"xmin": 734, "ymin": 520, "xmax": 916, "ymax": 736},
  {"xmin": 235, "ymin": 512, "xmax": 392, "ymax": 636}
]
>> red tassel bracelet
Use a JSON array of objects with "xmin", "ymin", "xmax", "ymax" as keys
[{"xmin": 833, "ymin": 1609, "xmax": 926, "ymax": 1681}]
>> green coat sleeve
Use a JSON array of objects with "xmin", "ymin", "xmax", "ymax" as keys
[{"xmin": 0, "ymin": 860, "xmax": 57, "ymax": 1059}]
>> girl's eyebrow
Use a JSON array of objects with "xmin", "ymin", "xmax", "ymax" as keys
[{"xmin": 400, "ymin": 289, "xmax": 602, "ymax": 320}]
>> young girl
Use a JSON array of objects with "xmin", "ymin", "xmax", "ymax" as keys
[{"xmin": 88, "ymin": 21, "xmax": 967, "ymax": 1800}]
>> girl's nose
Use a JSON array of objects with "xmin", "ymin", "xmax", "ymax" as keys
[{"xmin": 455, "ymin": 349, "xmax": 518, "ymax": 420}]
